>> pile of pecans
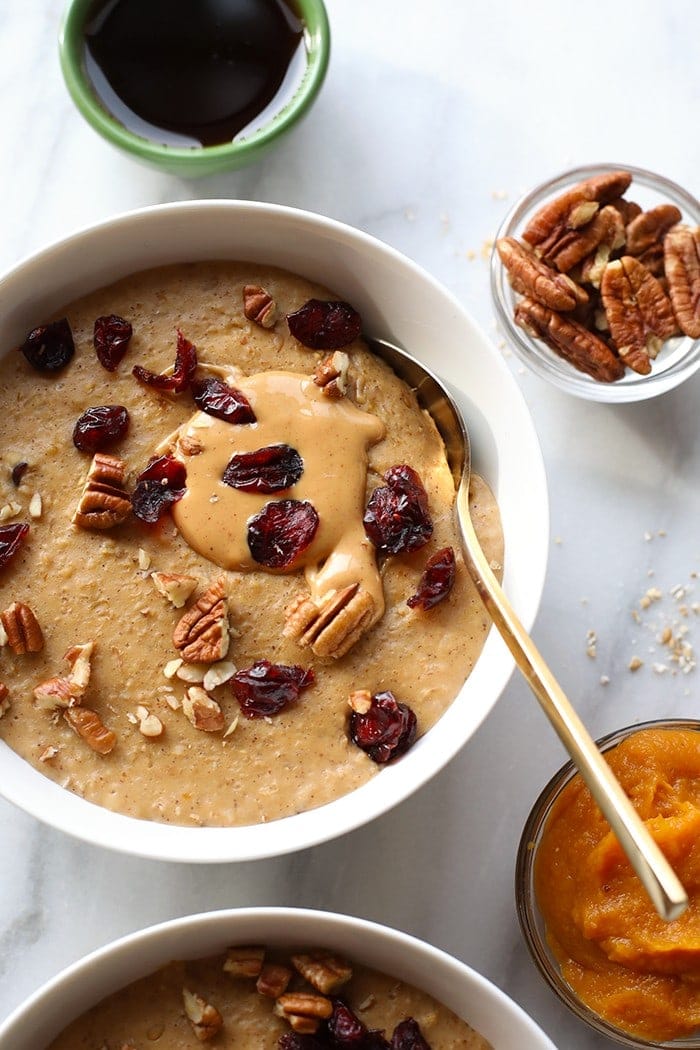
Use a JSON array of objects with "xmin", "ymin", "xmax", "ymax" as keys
[{"xmin": 497, "ymin": 170, "xmax": 700, "ymax": 382}]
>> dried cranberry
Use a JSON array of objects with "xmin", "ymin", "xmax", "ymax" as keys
[
  {"xmin": 278, "ymin": 1034, "xmax": 329, "ymax": 1050},
  {"xmin": 0, "ymin": 522, "xmax": 29, "ymax": 571},
  {"xmin": 349, "ymin": 691, "xmax": 417, "ymax": 764},
  {"xmin": 391, "ymin": 1019, "xmax": 432, "ymax": 1049},
  {"xmin": 72, "ymin": 405, "xmax": 130, "ymax": 453},
  {"xmin": 328, "ymin": 1001, "xmax": 367, "ymax": 1045},
  {"xmin": 247, "ymin": 499, "xmax": 319, "ymax": 569},
  {"xmin": 10, "ymin": 462, "xmax": 28, "ymax": 487},
  {"xmin": 407, "ymin": 546, "xmax": 456, "ymax": 610},
  {"xmin": 18, "ymin": 318, "xmax": 74, "ymax": 372},
  {"xmin": 93, "ymin": 314, "xmax": 132, "ymax": 370},
  {"xmin": 287, "ymin": 299, "xmax": 362, "ymax": 350},
  {"xmin": 363, "ymin": 465, "xmax": 432, "ymax": 557},
  {"xmin": 223, "ymin": 444, "xmax": 303, "ymax": 494},
  {"xmin": 191, "ymin": 374, "xmax": 256, "ymax": 423},
  {"xmin": 131, "ymin": 455, "xmax": 187, "ymax": 523},
  {"xmin": 232, "ymin": 660, "xmax": 315, "ymax": 718},
  {"xmin": 132, "ymin": 330, "xmax": 197, "ymax": 392}
]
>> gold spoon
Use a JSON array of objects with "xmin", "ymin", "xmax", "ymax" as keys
[{"xmin": 369, "ymin": 336, "xmax": 687, "ymax": 922}]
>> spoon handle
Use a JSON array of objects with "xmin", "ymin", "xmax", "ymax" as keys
[{"xmin": 457, "ymin": 484, "xmax": 688, "ymax": 922}]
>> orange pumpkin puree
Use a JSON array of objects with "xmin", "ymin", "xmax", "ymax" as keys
[{"xmin": 535, "ymin": 727, "xmax": 700, "ymax": 1042}]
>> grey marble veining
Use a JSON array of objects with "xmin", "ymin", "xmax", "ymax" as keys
[{"xmin": 1, "ymin": 1, "xmax": 699, "ymax": 1047}]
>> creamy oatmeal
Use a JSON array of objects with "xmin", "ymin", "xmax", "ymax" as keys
[
  {"xmin": 47, "ymin": 946, "xmax": 492, "ymax": 1048},
  {"xmin": 0, "ymin": 262, "xmax": 502, "ymax": 826}
]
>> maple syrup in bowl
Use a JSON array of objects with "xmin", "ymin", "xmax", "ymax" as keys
[{"xmin": 59, "ymin": 0, "xmax": 330, "ymax": 176}]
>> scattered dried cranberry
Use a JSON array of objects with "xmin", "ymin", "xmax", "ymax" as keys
[
  {"xmin": 131, "ymin": 455, "xmax": 187, "ymax": 523},
  {"xmin": 278, "ymin": 1034, "xmax": 329, "ymax": 1050},
  {"xmin": 10, "ymin": 462, "xmax": 28, "ymax": 487},
  {"xmin": 18, "ymin": 318, "xmax": 74, "ymax": 372},
  {"xmin": 191, "ymin": 374, "xmax": 256, "ymax": 423},
  {"xmin": 349, "ymin": 691, "xmax": 417, "ymax": 764},
  {"xmin": 93, "ymin": 314, "xmax": 132, "ymax": 370},
  {"xmin": 363, "ymin": 464, "xmax": 433, "ymax": 556},
  {"xmin": 72, "ymin": 405, "xmax": 130, "ymax": 453},
  {"xmin": 247, "ymin": 499, "xmax": 319, "ymax": 569},
  {"xmin": 287, "ymin": 299, "xmax": 362, "ymax": 350},
  {"xmin": 232, "ymin": 660, "xmax": 315, "ymax": 718},
  {"xmin": 223, "ymin": 444, "xmax": 303, "ymax": 494},
  {"xmin": 0, "ymin": 522, "xmax": 29, "ymax": 571},
  {"xmin": 132, "ymin": 330, "xmax": 197, "ymax": 392},
  {"xmin": 407, "ymin": 546, "xmax": 456, "ymax": 611},
  {"xmin": 391, "ymin": 1019, "xmax": 432, "ymax": 1049},
  {"xmin": 328, "ymin": 1001, "xmax": 368, "ymax": 1045}
]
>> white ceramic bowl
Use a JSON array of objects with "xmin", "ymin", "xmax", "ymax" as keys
[
  {"xmin": 0, "ymin": 201, "xmax": 548, "ymax": 861},
  {"xmin": 0, "ymin": 907, "xmax": 558, "ymax": 1049}
]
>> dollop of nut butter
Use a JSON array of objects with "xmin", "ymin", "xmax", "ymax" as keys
[{"xmin": 171, "ymin": 369, "xmax": 386, "ymax": 614}]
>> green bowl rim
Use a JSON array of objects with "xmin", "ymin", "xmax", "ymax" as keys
[{"xmin": 58, "ymin": 0, "xmax": 330, "ymax": 169}]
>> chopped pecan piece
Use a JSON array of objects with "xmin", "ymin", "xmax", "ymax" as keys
[
  {"xmin": 72, "ymin": 453, "xmax": 131, "ymax": 530},
  {"xmin": 291, "ymin": 952, "xmax": 353, "ymax": 994},
  {"xmin": 256, "ymin": 962, "xmax": 293, "ymax": 998},
  {"xmin": 274, "ymin": 992, "xmax": 333, "ymax": 1034},
  {"xmin": 348, "ymin": 688, "xmax": 372, "ymax": 714},
  {"xmin": 0, "ymin": 601, "xmax": 43, "ymax": 654},
  {"xmin": 223, "ymin": 945, "xmax": 265, "ymax": 978},
  {"xmin": 178, "ymin": 433, "xmax": 204, "ymax": 457},
  {"xmin": 152, "ymin": 571, "xmax": 198, "ymax": 609},
  {"xmin": 63, "ymin": 706, "xmax": 117, "ymax": 755},
  {"xmin": 496, "ymin": 237, "xmax": 588, "ymax": 310},
  {"xmin": 136, "ymin": 705, "xmax": 164, "ymax": 738},
  {"xmin": 173, "ymin": 578, "xmax": 229, "ymax": 663},
  {"xmin": 34, "ymin": 641, "xmax": 95, "ymax": 711},
  {"xmin": 313, "ymin": 350, "xmax": 351, "ymax": 397},
  {"xmin": 243, "ymin": 284, "xmax": 277, "ymax": 328},
  {"xmin": 523, "ymin": 171, "xmax": 632, "ymax": 259},
  {"xmin": 182, "ymin": 988, "xmax": 223, "ymax": 1042},
  {"xmin": 0, "ymin": 683, "xmax": 10, "ymax": 717},
  {"xmin": 601, "ymin": 256, "xmax": 678, "ymax": 373},
  {"xmin": 183, "ymin": 686, "xmax": 225, "ymax": 732},
  {"xmin": 664, "ymin": 224, "xmax": 700, "ymax": 338},
  {"xmin": 514, "ymin": 297, "xmax": 625, "ymax": 382},
  {"xmin": 284, "ymin": 584, "xmax": 375, "ymax": 659}
]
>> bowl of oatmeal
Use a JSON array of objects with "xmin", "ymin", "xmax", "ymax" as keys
[
  {"xmin": 0, "ymin": 201, "xmax": 548, "ymax": 860},
  {"xmin": 0, "ymin": 907, "xmax": 557, "ymax": 1049}
]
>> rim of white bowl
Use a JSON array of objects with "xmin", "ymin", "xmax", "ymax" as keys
[
  {"xmin": 0, "ymin": 201, "xmax": 549, "ymax": 862},
  {"xmin": 0, "ymin": 907, "xmax": 558, "ymax": 1049}
]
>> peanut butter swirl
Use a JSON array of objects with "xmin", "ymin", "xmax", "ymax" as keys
[{"xmin": 171, "ymin": 369, "xmax": 386, "ymax": 613}]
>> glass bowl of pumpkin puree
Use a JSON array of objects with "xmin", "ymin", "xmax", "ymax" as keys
[{"xmin": 516, "ymin": 719, "xmax": 700, "ymax": 1047}]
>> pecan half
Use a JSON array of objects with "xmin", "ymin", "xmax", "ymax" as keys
[
  {"xmin": 274, "ymin": 992, "xmax": 333, "ymax": 1034},
  {"xmin": 151, "ymin": 571, "xmax": 198, "ymax": 609},
  {"xmin": 0, "ymin": 683, "xmax": 10, "ymax": 717},
  {"xmin": 497, "ymin": 237, "xmax": 588, "ymax": 310},
  {"xmin": 0, "ymin": 601, "xmax": 43, "ymax": 654},
  {"xmin": 173, "ymin": 578, "xmax": 229, "ymax": 663},
  {"xmin": 626, "ymin": 204, "xmax": 683, "ymax": 256},
  {"xmin": 183, "ymin": 686, "xmax": 225, "ymax": 732},
  {"xmin": 313, "ymin": 351, "xmax": 351, "ymax": 397},
  {"xmin": 291, "ymin": 952, "xmax": 353, "ymax": 994},
  {"xmin": 223, "ymin": 945, "xmax": 265, "ymax": 979},
  {"xmin": 523, "ymin": 171, "xmax": 632, "ymax": 255},
  {"xmin": 256, "ymin": 962, "xmax": 293, "ymax": 998},
  {"xmin": 601, "ymin": 256, "xmax": 678, "ymax": 373},
  {"xmin": 63, "ymin": 706, "xmax": 117, "ymax": 755},
  {"xmin": 608, "ymin": 196, "xmax": 642, "ymax": 226},
  {"xmin": 182, "ymin": 988, "xmax": 223, "ymax": 1042},
  {"xmin": 540, "ymin": 204, "xmax": 626, "ymax": 274},
  {"xmin": 664, "ymin": 224, "xmax": 700, "ymax": 338},
  {"xmin": 578, "ymin": 207, "xmax": 626, "ymax": 288},
  {"xmin": 243, "ymin": 284, "xmax": 277, "ymax": 328},
  {"xmin": 514, "ymin": 297, "xmax": 625, "ymax": 382},
  {"xmin": 284, "ymin": 584, "xmax": 375, "ymax": 659},
  {"xmin": 72, "ymin": 453, "xmax": 131, "ymax": 530}
]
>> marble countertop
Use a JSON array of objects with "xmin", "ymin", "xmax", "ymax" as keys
[{"xmin": 1, "ymin": 1, "xmax": 699, "ymax": 1047}]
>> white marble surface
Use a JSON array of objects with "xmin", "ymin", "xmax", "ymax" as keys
[{"xmin": 1, "ymin": 1, "xmax": 699, "ymax": 1047}]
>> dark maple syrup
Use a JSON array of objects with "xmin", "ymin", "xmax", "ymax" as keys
[{"xmin": 83, "ymin": 0, "xmax": 306, "ymax": 148}]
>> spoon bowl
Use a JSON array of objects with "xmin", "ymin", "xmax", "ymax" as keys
[{"xmin": 369, "ymin": 336, "xmax": 687, "ymax": 923}]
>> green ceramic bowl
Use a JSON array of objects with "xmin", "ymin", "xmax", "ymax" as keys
[{"xmin": 59, "ymin": 0, "xmax": 330, "ymax": 177}]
